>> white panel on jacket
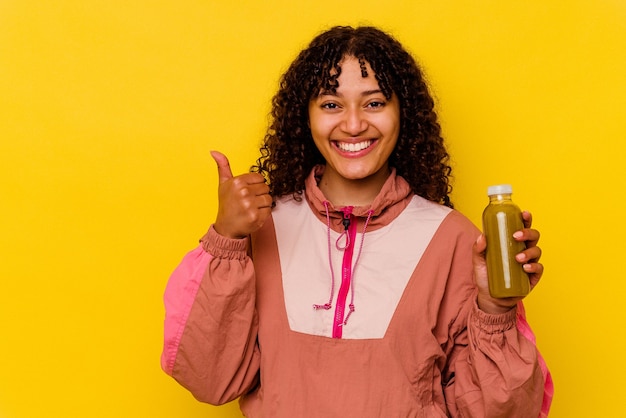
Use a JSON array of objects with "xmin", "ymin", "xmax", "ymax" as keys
[{"xmin": 272, "ymin": 195, "xmax": 451, "ymax": 339}]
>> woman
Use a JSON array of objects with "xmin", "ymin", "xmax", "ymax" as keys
[{"xmin": 161, "ymin": 26, "xmax": 552, "ymax": 417}]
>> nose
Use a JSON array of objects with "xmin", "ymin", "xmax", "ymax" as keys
[{"xmin": 341, "ymin": 107, "xmax": 368, "ymax": 136}]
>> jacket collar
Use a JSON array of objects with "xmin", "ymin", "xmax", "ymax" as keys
[{"xmin": 304, "ymin": 165, "xmax": 414, "ymax": 232}]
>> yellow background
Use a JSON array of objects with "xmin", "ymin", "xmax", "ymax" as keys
[{"xmin": 1, "ymin": 1, "xmax": 625, "ymax": 417}]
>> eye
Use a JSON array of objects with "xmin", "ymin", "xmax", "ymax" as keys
[
  {"xmin": 321, "ymin": 102, "xmax": 339, "ymax": 110},
  {"xmin": 366, "ymin": 100, "xmax": 386, "ymax": 109}
]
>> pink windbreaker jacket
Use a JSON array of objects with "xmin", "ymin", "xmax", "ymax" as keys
[{"xmin": 161, "ymin": 167, "xmax": 553, "ymax": 417}]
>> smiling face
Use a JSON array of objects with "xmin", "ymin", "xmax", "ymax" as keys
[{"xmin": 308, "ymin": 56, "xmax": 400, "ymax": 203}]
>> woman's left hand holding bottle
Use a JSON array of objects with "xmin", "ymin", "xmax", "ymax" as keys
[{"xmin": 472, "ymin": 211, "xmax": 544, "ymax": 314}]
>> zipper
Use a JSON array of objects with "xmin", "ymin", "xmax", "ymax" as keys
[{"xmin": 332, "ymin": 208, "xmax": 356, "ymax": 339}]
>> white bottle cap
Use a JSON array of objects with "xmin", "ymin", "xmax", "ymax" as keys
[{"xmin": 487, "ymin": 184, "xmax": 513, "ymax": 196}]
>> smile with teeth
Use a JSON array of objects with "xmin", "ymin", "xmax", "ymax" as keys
[{"xmin": 335, "ymin": 140, "xmax": 373, "ymax": 153}]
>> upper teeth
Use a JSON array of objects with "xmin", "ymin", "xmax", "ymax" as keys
[{"xmin": 338, "ymin": 140, "xmax": 372, "ymax": 152}]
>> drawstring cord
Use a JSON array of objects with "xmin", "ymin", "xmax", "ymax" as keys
[
  {"xmin": 313, "ymin": 201, "xmax": 335, "ymax": 311},
  {"xmin": 313, "ymin": 200, "xmax": 374, "ymax": 328}
]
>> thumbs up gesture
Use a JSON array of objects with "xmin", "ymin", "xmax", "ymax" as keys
[{"xmin": 210, "ymin": 151, "xmax": 272, "ymax": 239}]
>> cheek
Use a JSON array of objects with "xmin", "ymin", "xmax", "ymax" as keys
[
  {"xmin": 310, "ymin": 127, "xmax": 330, "ymax": 154},
  {"xmin": 309, "ymin": 117, "xmax": 334, "ymax": 139},
  {"xmin": 309, "ymin": 125, "xmax": 324, "ymax": 145},
  {"xmin": 387, "ymin": 112, "xmax": 401, "ymax": 134}
]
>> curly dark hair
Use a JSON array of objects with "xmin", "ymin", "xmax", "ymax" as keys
[{"xmin": 251, "ymin": 25, "xmax": 453, "ymax": 208}]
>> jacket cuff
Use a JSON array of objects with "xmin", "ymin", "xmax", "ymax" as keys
[
  {"xmin": 199, "ymin": 225, "xmax": 248, "ymax": 260},
  {"xmin": 471, "ymin": 298, "xmax": 517, "ymax": 334}
]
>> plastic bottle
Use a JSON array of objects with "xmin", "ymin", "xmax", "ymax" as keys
[{"xmin": 482, "ymin": 184, "xmax": 530, "ymax": 298}]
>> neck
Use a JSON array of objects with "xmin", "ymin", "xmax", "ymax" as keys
[{"xmin": 318, "ymin": 166, "xmax": 390, "ymax": 207}]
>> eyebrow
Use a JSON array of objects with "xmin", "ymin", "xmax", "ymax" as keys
[{"xmin": 318, "ymin": 89, "xmax": 384, "ymax": 98}]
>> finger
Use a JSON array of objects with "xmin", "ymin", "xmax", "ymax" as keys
[
  {"xmin": 513, "ymin": 228, "xmax": 540, "ymax": 249},
  {"xmin": 210, "ymin": 150, "xmax": 234, "ymax": 184},
  {"xmin": 239, "ymin": 172, "xmax": 268, "ymax": 186},
  {"xmin": 523, "ymin": 261, "xmax": 544, "ymax": 276},
  {"xmin": 523, "ymin": 262, "xmax": 544, "ymax": 289},
  {"xmin": 257, "ymin": 192, "xmax": 273, "ymax": 209},
  {"xmin": 473, "ymin": 233, "xmax": 487, "ymax": 257},
  {"xmin": 521, "ymin": 211, "xmax": 533, "ymax": 229},
  {"xmin": 516, "ymin": 245, "xmax": 542, "ymax": 264},
  {"xmin": 243, "ymin": 184, "xmax": 272, "ymax": 208},
  {"xmin": 236, "ymin": 176, "xmax": 270, "ymax": 199}
]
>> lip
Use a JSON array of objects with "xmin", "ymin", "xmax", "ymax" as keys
[{"xmin": 332, "ymin": 139, "xmax": 377, "ymax": 158}]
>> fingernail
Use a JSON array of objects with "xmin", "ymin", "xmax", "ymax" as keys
[{"xmin": 513, "ymin": 231, "xmax": 523, "ymax": 239}]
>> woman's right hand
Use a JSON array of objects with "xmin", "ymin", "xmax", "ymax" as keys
[{"xmin": 210, "ymin": 151, "xmax": 272, "ymax": 239}]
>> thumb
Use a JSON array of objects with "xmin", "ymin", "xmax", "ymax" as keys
[
  {"xmin": 210, "ymin": 150, "xmax": 234, "ymax": 183},
  {"xmin": 473, "ymin": 233, "xmax": 487, "ymax": 260}
]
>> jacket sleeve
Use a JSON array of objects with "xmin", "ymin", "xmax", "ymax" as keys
[
  {"xmin": 160, "ymin": 226, "xmax": 261, "ymax": 405},
  {"xmin": 444, "ymin": 297, "xmax": 553, "ymax": 418}
]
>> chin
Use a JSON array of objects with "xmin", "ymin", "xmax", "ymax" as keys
[{"xmin": 339, "ymin": 169, "xmax": 377, "ymax": 181}]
